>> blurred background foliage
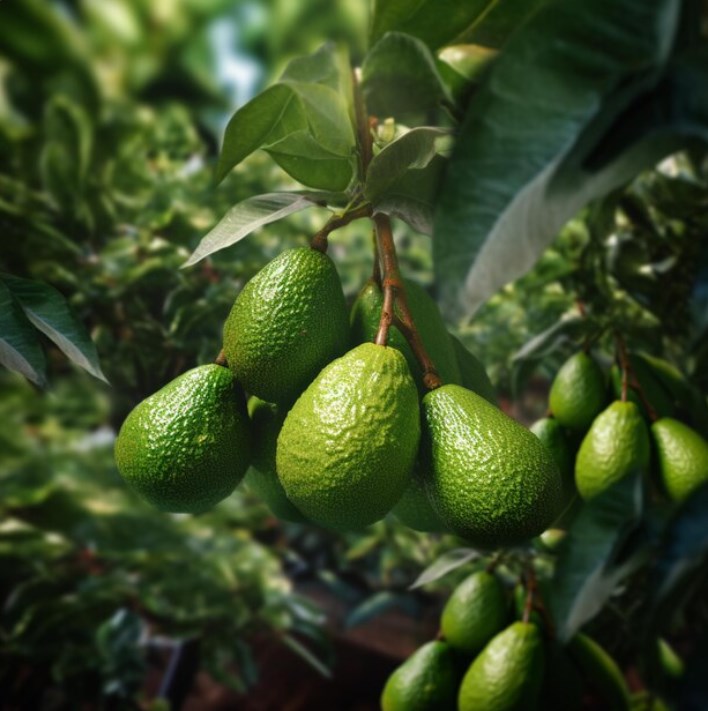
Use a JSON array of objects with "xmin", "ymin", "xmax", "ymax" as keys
[{"xmin": 1, "ymin": 0, "xmax": 707, "ymax": 708}]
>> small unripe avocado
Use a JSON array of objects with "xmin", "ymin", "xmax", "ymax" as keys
[
  {"xmin": 276, "ymin": 343, "xmax": 420, "ymax": 530},
  {"xmin": 575, "ymin": 400, "xmax": 650, "ymax": 500},
  {"xmin": 440, "ymin": 570, "xmax": 508, "ymax": 655},
  {"xmin": 458, "ymin": 622, "xmax": 545, "ymax": 711},
  {"xmin": 651, "ymin": 417, "xmax": 708, "ymax": 502},
  {"xmin": 223, "ymin": 247, "xmax": 349, "ymax": 404},
  {"xmin": 422, "ymin": 385, "xmax": 563, "ymax": 548},
  {"xmin": 549, "ymin": 352, "xmax": 607, "ymax": 431},
  {"xmin": 243, "ymin": 397, "xmax": 306, "ymax": 523},
  {"xmin": 114, "ymin": 364, "xmax": 250, "ymax": 513},
  {"xmin": 381, "ymin": 640, "xmax": 459, "ymax": 711}
]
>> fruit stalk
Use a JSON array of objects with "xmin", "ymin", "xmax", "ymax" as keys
[
  {"xmin": 615, "ymin": 332, "xmax": 658, "ymax": 421},
  {"xmin": 373, "ymin": 213, "xmax": 442, "ymax": 390},
  {"xmin": 310, "ymin": 203, "xmax": 373, "ymax": 252}
]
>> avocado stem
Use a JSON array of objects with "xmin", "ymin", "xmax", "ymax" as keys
[
  {"xmin": 614, "ymin": 332, "xmax": 658, "ymax": 422},
  {"xmin": 310, "ymin": 203, "xmax": 373, "ymax": 253},
  {"xmin": 373, "ymin": 213, "xmax": 442, "ymax": 390},
  {"xmin": 214, "ymin": 349, "xmax": 227, "ymax": 367}
]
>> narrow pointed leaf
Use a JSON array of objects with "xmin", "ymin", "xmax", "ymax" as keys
[
  {"xmin": 409, "ymin": 547, "xmax": 480, "ymax": 589},
  {"xmin": 183, "ymin": 193, "xmax": 329, "ymax": 266},
  {"xmin": 0, "ymin": 280, "xmax": 47, "ymax": 387},
  {"xmin": 2, "ymin": 274, "xmax": 106, "ymax": 382}
]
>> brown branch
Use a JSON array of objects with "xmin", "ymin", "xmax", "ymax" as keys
[
  {"xmin": 373, "ymin": 213, "xmax": 442, "ymax": 390},
  {"xmin": 310, "ymin": 203, "xmax": 373, "ymax": 253}
]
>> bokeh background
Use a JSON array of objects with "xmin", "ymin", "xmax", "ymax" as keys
[{"xmin": 1, "ymin": 1, "xmax": 685, "ymax": 709}]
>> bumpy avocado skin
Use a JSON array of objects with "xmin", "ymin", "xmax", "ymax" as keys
[
  {"xmin": 223, "ymin": 247, "xmax": 350, "ymax": 404},
  {"xmin": 114, "ymin": 364, "xmax": 250, "ymax": 513},
  {"xmin": 422, "ymin": 385, "xmax": 563, "ymax": 548},
  {"xmin": 458, "ymin": 622, "xmax": 545, "ymax": 711},
  {"xmin": 381, "ymin": 640, "xmax": 459, "ymax": 711},
  {"xmin": 652, "ymin": 417, "xmax": 708, "ymax": 502},
  {"xmin": 350, "ymin": 278, "xmax": 461, "ymax": 389},
  {"xmin": 276, "ymin": 343, "xmax": 420, "ymax": 531},
  {"xmin": 243, "ymin": 397, "xmax": 306, "ymax": 523},
  {"xmin": 575, "ymin": 401, "xmax": 650, "ymax": 500},
  {"xmin": 549, "ymin": 352, "xmax": 607, "ymax": 431}
]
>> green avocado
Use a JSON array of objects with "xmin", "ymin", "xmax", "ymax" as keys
[
  {"xmin": 276, "ymin": 343, "xmax": 419, "ymax": 530},
  {"xmin": 391, "ymin": 459, "xmax": 449, "ymax": 533},
  {"xmin": 549, "ymin": 352, "xmax": 607, "ymax": 431},
  {"xmin": 114, "ymin": 364, "xmax": 250, "ymax": 513},
  {"xmin": 223, "ymin": 247, "xmax": 350, "ymax": 404},
  {"xmin": 422, "ymin": 385, "xmax": 563, "ymax": 548}
]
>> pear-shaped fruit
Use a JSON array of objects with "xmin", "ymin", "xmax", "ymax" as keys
[
  {"xmin": 223, "ymin": 247, "xmax": 349, "ymax": 404},
  {"xmin": 441, "ymin": 571, "xmax": 508, "ymax": 655},
  {"xmin": 350, "ymin": 278, "xmax": 461, "ymax": 389},
  {"xmin": 575, "ymin": 401, "xmax": 650, "ymax": 499},
  {"xmin": 391, "ymin": 460, "xmax": 448, "ymax": 532},
  {"xmin": 567, "ymin": 634, "xmax": 630, "ymax": 711},
  {"xmin": 422, "ymin": 385, "xmax": 563, "ymax": 548},
  {"xmin": 458, "ymin": 622, "xmax": 545, "ymax": 711},
  {"xmin": 243, "ymin": 397, "xmax": 306, "ymax": 523},
  {"xmin": 549, "ymin": 352, "xmax": 607, "ymax": 431},
  {"xmin": 114, "ymin": 364, "xmax": 250, "ymax": 513},
  {"xmin": 276, "ymin": 343, "xmax": 419, "ymax": 530},
  {"xmin": 530, "ymin": 417, "xmax": 577, "ymax": 517},
  {"xmin": 381, "ymin": 640, "xmax": 459, "ymax": 711},
  {"xmin": 651, "ymin": 417, "xmax": 708, "ymax": 502},
  {"xmin": 450, "ymin": 334, "xmax": 497, "ymax": 404}
]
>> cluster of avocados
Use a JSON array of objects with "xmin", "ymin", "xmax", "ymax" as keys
[
  {"xmin": 531, "ymin": 350, "xmax": 708, "ymax": 511},
  {"xmin": 381, "ymin": 568, "xmax": 644, "ymax": 711},
  {"xmin": 114, "ymin": 246, "xmax": 565, "ymax": 547}
]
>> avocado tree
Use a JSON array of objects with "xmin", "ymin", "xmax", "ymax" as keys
[{"xmin": 2, "ymin": 0, "xmax": 708, "ymax": 707}]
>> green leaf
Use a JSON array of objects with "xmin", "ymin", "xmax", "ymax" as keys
[
  {"xmin": 370, "ymin": 0, "xmax": 492, "ymax": 50},
  {"xmin": 437, "ymin": 44, "xmax": 498, "ymax": 84},
  {"xmin": 434, "ymin": 0, "xmax": 683, "ymax": 317},
  {"xmin": 366, "ymin": 127, "xmax": 450, "ymax": 203},
  {"xmin": 374, "ymin": 154, "xmax": 447, "ymax": 235},
  {"xmin": 1, "ymin": 274, "xmax": 107, "ymax": 383},
  {"xmin": 183, "ymin": 193, "xmax": 331, "ymax": 266},
  {"xmin": 362, "ymin": 32, "xmax": 451, "ymax": 118},
  {"xmin": 0, "ymin": 280, "xmax": 47, "ymax": 387},
  {"xmin": 409, "ymin": 547, "xmax": 480, "ymax": 589},
  {"xmin": 550, "ymin": 474, "xmax": 646, "ymax": 643},
  {"xmin": 454, "ymin": 0, "xmax": 551, "ymax": 48},
  {"xmin": 648, "ymin": 483, "xmax": 708, "ymax": 632},
  {"xmin": 216, "ymin": 46, "xmax": 356, "ymax": 188},
  {"xmin": 281, "ymin": 634, "xmax": 332, "ymax": 679},
  {"xmin": 345, "ymin": 591, "xmax": 407, "ymax": 629}
]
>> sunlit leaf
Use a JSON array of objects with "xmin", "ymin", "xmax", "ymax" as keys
[
  {"xmin": 2, "ymin": 274, "xmax": 107, "ymax": 383},
  {"xmin": 183, "ymin": 193, "xmax": 331, "ymax": 266},
  {"xmin": 0, "ymin": 280, "xmax": 47, "ymax": 387}
]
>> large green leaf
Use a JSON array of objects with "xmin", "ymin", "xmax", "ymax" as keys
[
  {"xmin": 409, "ymin": 547, "xmax": 480, "ymax": 589},
  {"xmin": 183, "ymin": 193, "xmax": 333, "ymax": 266},
  {"xmin": 1, "ymin": 275, "xmax": 107, "ymax": 383},
  {"xmin": 453, "ymin": 0, "xmax": 550, "ymax": 48},
  {"xmin": 550, "ymin": 474, "xmax": 647, "ymax": 643},
  {"xmin": 433, "ymin": 0, "xmax": 683, "ymax": 317},
  {"xmin": 362, "ymin": 32, "xmax": 451, "ymax": 118},
  {"xmin": 0, "ymin": 280, "xmax": 47, "ymax": 387},
  {"xmin": 370, "ymin": 0, "xmax": 491, "ymax": 50},
  {"xmin": 216, "ymin": 45, "xmax": 356, "ymax": 189}
]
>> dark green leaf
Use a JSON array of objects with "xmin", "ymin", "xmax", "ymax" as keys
[
  {"xmin": 437, "ymin": 44, "xmax": 498, "ymax": 84},
  {"xmin": 0, "ymin": 280, "xmax": 47, "ymax": 387},
  {"xmin": 551, "ymin": 473, "xmax": 646, "ymax": 642},
  {"xmin": 454, "ymin": 0, "xmax": 551, "ymax": 48},
  {"xmin": 648, "ymin": 483, "xmax": 708, "ymax": 631},
  {"xmin": 345, "ymin": 591, "xmax": 415, "ymax": 629},
  {"xmin": 183, "ymin": 193, "xmax": 331, "ymax": 266},
  {"xmin": 366, "ymin": 127, "xmax": 450, "ymax": 203},
  {"xmin": 370, "ymin": 0, "xmax": 492, "ymax": 50},
  {"xmin": 2, "ymin": 274, "xmax": 107, "ymax": 383},
  {"xmin": 409, "ymin": 547, "xmax": 480, "ymax": 589},
  {"xmin": 375, "ymin": 154, "xmax": 447, "ymax": 235},
  {"xmin": 362, "ymin": 32, "xmax": 451, "ymax": 117},
  {"xmin": 434, "ymin": 0, "xmax": 682, "ymax": 317}
]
